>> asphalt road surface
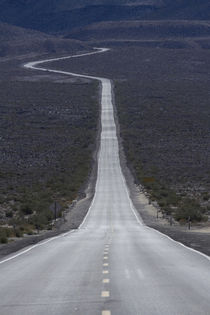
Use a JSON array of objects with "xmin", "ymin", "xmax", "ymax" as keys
[{"xmin": 0, "ymin": 49, "xmax": 210, "ymax": 315}]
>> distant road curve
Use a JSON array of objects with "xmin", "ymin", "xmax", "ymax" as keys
[
  {"xmin": 0, "ymin": 47, "xmax": 209, "ymax": 315},
  {"xmin": 24, "ymin": 47, "xmax": 109, "ymax": 79}
]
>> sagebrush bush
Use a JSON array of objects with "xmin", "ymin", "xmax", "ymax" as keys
[
  {"xmin": 175, "ymin": 198, "xmax": 204, "ymax": 222},
  {"xmin": 0, "ymin": 236, "xmax": 8, "ymax": 244}
]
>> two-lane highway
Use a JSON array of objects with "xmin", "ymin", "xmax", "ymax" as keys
[{"xmin": 0, "ymin": 49, "xmax": 210, "ymax": 315}]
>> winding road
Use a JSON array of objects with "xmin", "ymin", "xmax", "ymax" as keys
[{"xmin": 0, "ymin": 48, "xmax": 210, "ymax": 315}]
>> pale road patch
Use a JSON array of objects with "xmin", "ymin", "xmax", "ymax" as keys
[
  {"xmin": 125, "ymin": 268, "xmax": 131, "ymax": 280},
  {"xmin": 137, "ymin": 268, "xmax": 145, "ymax": 279},
  {"xmin": 102, "ymin": 311, "xmax": 111, "ymax": 315}
]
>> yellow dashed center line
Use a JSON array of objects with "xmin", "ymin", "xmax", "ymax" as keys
[
  {"xmin": 103, "ymin": 278, "xmax": 110, "ymax": 283},
  {"xmin": 102, "ymin": 245, "xmax": 111, "ymax": 305},
  {"xmin": 101, "ymin": 291, "xmax": 110, "ymax": 297}
]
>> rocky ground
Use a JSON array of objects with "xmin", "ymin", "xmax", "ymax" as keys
[
  {"xmin": 0, "ymin": 53, "xmax": 100, "ymax": 243},
  {"xmin": 115, "ymin": 101, "xmax": 210, "ymax": 258},
  {"xmin": 1, "ymin": 44, "xmax": 210, "ymax": 260},
  {"xmin": 49, "ymin": 44, "xmax": 210, "ymax": 220}
]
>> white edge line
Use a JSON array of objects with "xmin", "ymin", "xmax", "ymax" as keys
[
  {"xmin": 25, "ymin": 46, "xmax": 210, "ymax": 262},
  {"xmin": 0, "ymin": 230, "xmax": 75, "ymax": 265},
  {"xmin": 146, "ymin": 225, "xmax": 210, "ymax": 262},
  {"xmin": 0, "ymin": 48, "xmax": 109, "ymax": 265},
  {"xmin": 112, "ymin": 79, "xmax": 210, "ymax": 263},
  {"xmin": 122, "ymin": 165, "xmax": 210, "ymax": 262},
  {"xmin": 116, "ymin": 125, "xmax": 210, "ymax": 262},
  {"xmin": 2, "ymin": 46, "xmax": 210, "ymax": 265},
  {"xmin": 124, "ymin": 167, "xmax": 210, "ymax": 263},
  {"xmin": 79, "ymin": 186, "xmax": 98, "ymax": 229}
]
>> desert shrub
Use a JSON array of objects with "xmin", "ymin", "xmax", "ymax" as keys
[
  {"xmin": 6, "ymin": 211, "xmax": 13, "ymax": 218},
  {"xmin": 165, "ymin": 191, "xmax": 180, "ymax": 206},
  {"xmin": 175, "ymin": 198, "xmax": 204, "ymax": 222},
  {"xmin": 162, "ymin": 206, "xmax": 172, "ymax": 215},
  {"xmin": 0, "ymin": 236, "xmax": 8, "ymax": 244},
  {"xmin": 150, "ymin": 185, "xmax": 180, "ymax": 208},
  {"xmin": 202, "ymin": 215, "xmax": 208, "ymax": 222},
  {"xmin": 29, "ymin": 212, "xmax": 51, "ymax": 230},
  {"xmin": 202, "ymin": 193, "xmax": 210, "ymax": 201},
  {"xmin": 20, "ymin": 203, "xmax": 33, "ymax": 215},
  {"xmin": 27, "ymin": 230, "xmax": 34, "ymax": 235},
  {"xmin": 160, "ymin": 190, "xmax": 168, "ymax": 198},
  {"xmin": 15, "ymin": 229, "xmax": 23, "ymax": 238},
  {"xmin": 5, "ymin": 228, "xmax": 11, "ymax": 238},
  {"xmin": 0, "ymin": 196, "xmax": 4, "ymax": 204},
  {"xmin": 0, "ymin": 79, "xmax": 99, "ymax": 233},
  {"xmin": 0, "ymin": 227, "xmax": 13, "ymax": 243},
  {"xmin": 158, "ymin": 199, "xmax": 167, "ymax": 208}
]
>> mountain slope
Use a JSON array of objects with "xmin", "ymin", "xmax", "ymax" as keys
[
  {"xmin": 0, "ymin": 21, "xmax": 49, "ymax": 41},
  {"xmin": 0, "ymin": 22, "xmax": 89, "ymax": 57},
  {"xmin": 0, "ymin": 3, "xmax": 159, "ymax": 33},
  {"xmin": 0, "ymin": 0, "xmax": 160, "ymax": 13},
  {"xmin": 157, "ymin": 0, "xmax": 210, "ymax": 20},
  {"xmin": 66, "ymin": 20, "xmax": 210, "ymax": 42},
  {"xmin": 0, "ymin": 0, "xmax": 210, "ymax": 35}
]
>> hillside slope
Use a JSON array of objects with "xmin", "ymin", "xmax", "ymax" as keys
[
  {"xmin": 0, "ymin": 22, "xmax": 89, "ymax": 57},
  {"xmin": 161, "ymin": 0, "xmax": 210, "ymax": 19},
  {"xmin": 0, "ymin": 4, "xmax": 159, "ymax": 33},
  {"xmin": 0, "ymin": 0, "xmax": 210, "ymax": 34},
  {"xmin": 0, "ymin": 0, "xmax": 160, "ymax": 13},
  {"xmin": 66, "ymin": 20, "xmax": 210, "ymax": 42}
]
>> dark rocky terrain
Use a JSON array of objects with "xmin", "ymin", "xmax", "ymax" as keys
[
  {"xmin": 0, "ymin": 0, "xmax": 210, "ymax": 251},
  {"xmin": 0, "ymin": 0, "xmax": 161, "ymax": 33},
  {"xmin": 0, "ymin": 21, "xmax": 90, "ymax": 58},
  {"xmin": 0, "ymin": 57, "xmax": 99, "ymax": 243},
  {"xmin": 49, "ymin": 43, "xmax": 210, "ymax": 223},
  {"xmin": 0, "ymin": 0, "xmax": 210, "ymax": 35},
  {"xmin": 66, "ymin": 20, "xmax": 210, "ymax": 43}
]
